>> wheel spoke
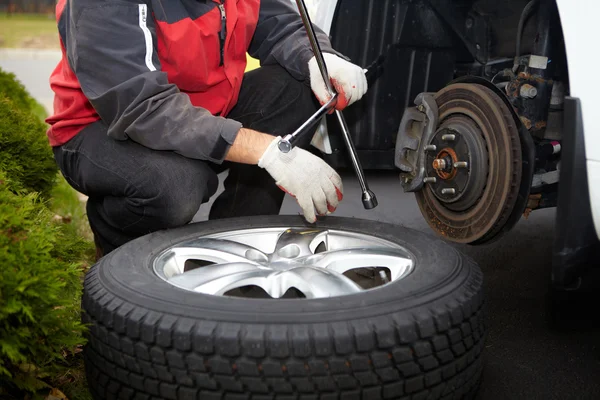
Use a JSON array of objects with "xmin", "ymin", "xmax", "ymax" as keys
[
  {"xmin": 277, "ymin": 267, "xmax": 363, "ymax": 298},
  {"xmin": 302, "ymin": 248, "xmax": 414, "ymax": 281},
  {"xmin": 167, "ymin": 262, "xmax": 270, "ymax": 294},
  {"xmin": 272, "ymin": 229, "xmax": 327, "ymax": 261},
  {"xmin": 154, "ymin": 227, "xmax": 416, "ymax": 299},
  {"xmin": 169, "ymin": 238, "xmax": 269, "ymax": 265}
]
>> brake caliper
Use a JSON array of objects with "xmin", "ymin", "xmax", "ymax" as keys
[{"xmin": 395, "ymin": 93, "xmax": 439, "ymax": 192}]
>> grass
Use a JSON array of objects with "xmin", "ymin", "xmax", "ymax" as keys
[
  {"xmin": 0, "ymin": 12, "xmax": 59, "ymax": 49},
  {"xmin": 49, "ymin": 174, "xmax": 94, "ymax": 245},
  {"xmin": 44, "ymin": 175, "xmax": 94, "ymax": 400},
  {"xmin": 47, "ymin": 175, "xmax": 95, "ymax": 400},
  {"xmin": 48, "ymin": 354, "xmax": 93, "ymax": 400}
]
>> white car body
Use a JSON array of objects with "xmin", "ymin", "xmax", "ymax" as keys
[{"xmin": 555, "ymin": 0, "xmax": 600, "ymax": 240}]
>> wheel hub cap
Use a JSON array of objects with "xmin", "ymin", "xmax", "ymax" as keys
[{"xmin": 153, "ymin": 228, "xmax": 415, "ymax": 299}]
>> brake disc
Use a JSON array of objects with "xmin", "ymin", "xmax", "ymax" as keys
[{"xmin": 414, "ymin": 83, "xmax": 522, "ymax": 244}]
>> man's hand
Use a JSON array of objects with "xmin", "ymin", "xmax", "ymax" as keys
[
  {"xmin": 309, "ymin": 53, "xmax": 368, "ymax": 111},
  {"xmin": 258, "ymin": 136, "xmax": 343, "ymax": 223},
  {"xmin": 224, "ymin": 129, "xmax": 343, "ymax": 223}
]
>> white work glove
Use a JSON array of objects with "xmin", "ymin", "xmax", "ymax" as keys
[
  {"xmin": 258, "ymin": 137, "xmax": 343, "ymax": 223},
  {"xmin": 309, "ymin": 53, "xmax": 368, "ymax": 111}
]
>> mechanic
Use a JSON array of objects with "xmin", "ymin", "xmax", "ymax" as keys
[{"xmin": 46, "ymin": 0, "xmax": 368, "ymax": 259}]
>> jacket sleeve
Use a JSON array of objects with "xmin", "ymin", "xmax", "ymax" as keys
[
  {"xmin": 64, "ymin": 1, "xmax": 241, "ymax": 163},
  {"xmin": 247, "ymin": 0, "xmax": 345, "ymax": 81}
]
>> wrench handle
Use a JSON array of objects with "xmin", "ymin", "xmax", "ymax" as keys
[
  {"xmin": 334, "ymin": 110, "xmax": 378, "ymax": 209},
  {"xmin": 292, "ymin": 0, "xmax": 378, "ymax": 210},
  {"xmin": 294, "ymin": 0, "xmax": 335, "ymax": 96},
  {"xmin": 278, "ymin": 94, "xmax": 338, "ymax": 153}
]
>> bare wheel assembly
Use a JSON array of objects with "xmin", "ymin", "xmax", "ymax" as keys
[
  {"xmin": 83, "ymin": 216, "xmax": 485, "ymax": 399},
  {"xmin": 397, "ymin": 83, "xmax": 523, "ymax": 244}
]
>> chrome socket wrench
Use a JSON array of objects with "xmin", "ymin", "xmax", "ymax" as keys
[{"xmin": 278, "ymin": 0, "xmax": 378, "ymax": 210}]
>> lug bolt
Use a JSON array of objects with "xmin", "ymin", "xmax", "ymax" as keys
[
  {"xmin": 424, "ymin": 144, "xmax": 437, "ymax": 151},
  {"xmin": 441, "ymin": 188, "xmax": 456, "ymax": 195},
  {"xmin": 379, "ymin": 270, "xmax": 390, "ymax": 283},
  {"xmin": 454, "ymin": 161, "xmax": 469, "ymax": 169},
  {"xmin": 520, "ymin": 84, "xmax": 538, "ymax": 99},
  {"xmin": 432, "ymin": 158, "xmax": 447, "ymax": 170},
  {"xmin": 424, "ymin": 177, "xmax": 437, "ymax": 183},
  {"xmin": 442, "ymin": 134, "xmax": 456, "ymax": 141}
]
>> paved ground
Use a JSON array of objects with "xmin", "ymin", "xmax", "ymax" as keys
[
  {"xmin": 3, "ymin": 51, "xmax": 599, "ymax": 399},
  {"xmin": 202, "ymin": 170, "xmax": 600, "ymax": 400},
  {"xmin": 0, "ymin": 49, "xmax": 60, "ymax": 115}
]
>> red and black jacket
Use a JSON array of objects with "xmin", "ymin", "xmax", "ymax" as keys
[{"xmin": 47, "ymin": 0, "xmax": 337, "ymax": 163}]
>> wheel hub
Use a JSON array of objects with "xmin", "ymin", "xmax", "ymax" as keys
[
  {"xmin": 413, "ymin": 83, "xmax": 522, "ymax": 244},
  {"xmin": 153, "ymin": 228, "xmax": 415, "ymax": 299},
  {"xmin": 425, "ymin": 117, "xmax": 489, "ymax": 212},
  {"xmin": 432, "ymin": 147, "xmax": 458, "ymax": 180}
]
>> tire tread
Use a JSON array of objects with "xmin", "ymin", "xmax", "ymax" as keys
[{"xmin": 84, "ymin": 255, "xmax": 484, "ymax": 399}]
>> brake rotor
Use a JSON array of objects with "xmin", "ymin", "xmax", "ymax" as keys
[{"xmin": 415, "ymin": 83, "xmax": 522, "ymax": 244}]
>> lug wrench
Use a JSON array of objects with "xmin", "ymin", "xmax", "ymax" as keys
[{"xmin": 277, "ymin": 0, "xmax": 378, "ymax": 210}]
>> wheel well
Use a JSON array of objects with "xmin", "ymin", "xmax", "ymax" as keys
[{"xmin": 325, "ymin": 0, "xmax": 567, "ymax": 174}]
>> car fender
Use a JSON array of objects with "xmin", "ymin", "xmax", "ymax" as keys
[{"xmin": 555, "ymin": 0, "xmax": 600, "ymax": 240}]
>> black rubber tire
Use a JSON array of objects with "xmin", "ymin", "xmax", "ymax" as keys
[{"xmin": 82, "ymin": 216, "xmax": 486, "ymax": 400}]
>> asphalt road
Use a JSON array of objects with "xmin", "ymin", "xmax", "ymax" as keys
[
  {"xmin": 2, "ymin": 52, "xmax": 599, "ymax": 400},
  {"xmin": 0, "ymin": 49, "xmax": 61, "ymax": 115}
]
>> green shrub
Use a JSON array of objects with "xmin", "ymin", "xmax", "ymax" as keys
[
  {"xmin": 0, "ymin": 68, "xmax": 48, "ymax": 123},
  {"xmin": 0, "ymin": 64, "xmax": 93, "ymax": 399},
  {"xmin": 0, "ymin": 171, "xmax": 88, "ymax": 396},
  {"xmin": 0, "ymin": 96, "xmax": 57, "ymax": 198},
  {"xmin": 0, "ymin": 68, "xmax": 42, "ymax": 116}
]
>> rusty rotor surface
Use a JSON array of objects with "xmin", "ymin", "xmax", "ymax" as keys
[{"xmin": 415, "ymin": 83, "xmax": 522, "ymax": 244}]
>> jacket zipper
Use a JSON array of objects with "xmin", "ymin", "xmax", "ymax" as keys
[{"xmin": 218, "ymin": 2, "xmax": 227, "ymax": 66}]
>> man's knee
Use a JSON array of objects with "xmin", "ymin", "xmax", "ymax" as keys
[
  {"xmin": 142, "ymin": 163, "xmax": 218, "ymax": 229},
  {"xmin": 153, "ymin": 190, "xmax": 202, "ymax": 228},
  {"xmin": 267, "ymin": 65, "xmax": 314, "ymax": 108}
]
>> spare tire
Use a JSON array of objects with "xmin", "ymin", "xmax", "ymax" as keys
[{"xmin": 82, "ymin": 216, "xmax": 486, "ymax": 399}]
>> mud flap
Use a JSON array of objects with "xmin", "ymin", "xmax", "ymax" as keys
[{"xmin": 552, "ymin": 97, "xmax": 600, "ymax": 290}]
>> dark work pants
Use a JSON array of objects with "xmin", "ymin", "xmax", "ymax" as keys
[{"xmin": 52, "ymin": 65, "xmax": 319, "ymax": 254}]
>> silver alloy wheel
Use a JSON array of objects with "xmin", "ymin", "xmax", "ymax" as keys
[{"xmin": 153, "ymin": 227, "xmax": 415, "ymax": 299}]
